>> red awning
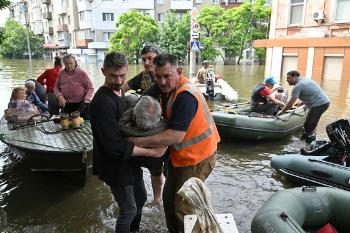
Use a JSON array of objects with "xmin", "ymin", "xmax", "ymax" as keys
[{"xmin": 43, "ymin": 44, "xmax": 59, "ymax": 49}]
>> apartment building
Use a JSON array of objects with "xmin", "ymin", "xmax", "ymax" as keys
[
  {"xmin": 9, "ymin": 0, "xmax": 245, "ymax": 62},
  {"xmin": 154, "ymin": 0, "xmax": 224, "ymax": 24},
  {"xmin": 254, "ymin": 0, "xmax": 350, "ymax": 81}
]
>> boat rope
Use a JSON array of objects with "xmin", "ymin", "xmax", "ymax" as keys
[
  {"xmin": 0, "ymin": 133, "xmax": 89, "ymax": 152},
  {"xmin": 279, "ymin": 212, "xmax": 305, "ymax": 232},
  {"xmin": 276, "ymin": 107, "xmax": 307, "ymax": 122}
]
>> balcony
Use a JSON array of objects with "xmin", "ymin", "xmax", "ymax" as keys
[
  {"xmin": 77, "ymin": 0, "xmax": 92, "ymax": 12},
  {"xmin": 76, "ymin": 39, "xmax": 93, "ymax": 48},
  {"xmin": 48, "ymin": 26, "xmax": 53, "ymax": 34},
  {"xmin": 57, "ymin": 24, "xmax": 68, "ymax": 32},
  {"xmin": 42, "ymin": 0, "xmax": 51, "ymax": 4},
  {"xmin": 43, "ymin": 12, "xmax": 52, "ymax": 19},
  {"xmin": 57, "ymin": 0, "xmax": 68, "ymax": 15}
]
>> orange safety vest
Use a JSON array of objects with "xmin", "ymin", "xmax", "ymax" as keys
[{"xmin": 163, "ymin": 76, "xmax": 220, "ymax": 167}]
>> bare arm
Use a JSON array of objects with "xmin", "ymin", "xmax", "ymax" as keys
[
  {"xmin": 128, "ymin": 129, "xmax": 186, "ymax": 148},
  {"xmin": 267, "ymin": 94, "xmax": 285, "ymax": 106},
  {"xmin": 132, "ymin": 146, "xmax": 168, "ymax": 157},
  {"xmin": 277, "ymin": 96, "xmax": 298, "ymax": 116}
]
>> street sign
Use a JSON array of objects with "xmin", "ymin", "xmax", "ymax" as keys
[
  {"xmin": 191, "ymin": 32, "xmax": 199, "ymax": 39},
  {"xmin": 192, "ymin": 22, "xmax": 200, "ymax": 33},
  {"xmin": 191, "ymin": 7, "xmax": 199, "ymax": 20},
  {"xmin": 191, "ymin": 41, "xmax": 200, "ymax": 52}
]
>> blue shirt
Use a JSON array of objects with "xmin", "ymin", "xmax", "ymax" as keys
[
  {"xmin": 292, "ymin": 77, "xmax": 329, "ymax": 108},
  {"xmin": 27, "ymin": 91, "xmax": 48, "ymax": 112}
]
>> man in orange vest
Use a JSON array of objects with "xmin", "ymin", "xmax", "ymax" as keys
[{"xmin": 129, "ymin": 54, "xmax": 220, "ymax": 233}]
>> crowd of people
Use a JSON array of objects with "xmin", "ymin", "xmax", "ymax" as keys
[
  {"xmin": 3, "ymin": 45, "xmax": 330, "ymax": 233},
  {"xmin": 5, "ymin": 54, "xmax": 94, "ymax": 121}
]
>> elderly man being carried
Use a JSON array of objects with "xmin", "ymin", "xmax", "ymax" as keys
[{"xmin": 119, "ymin": 96, "xmax": 168, "ymax": 206}]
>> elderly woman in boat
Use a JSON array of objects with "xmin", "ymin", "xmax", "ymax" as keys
[{"xmin": 54, "ymin": 54, "xmax": 94, "ymax": 119}]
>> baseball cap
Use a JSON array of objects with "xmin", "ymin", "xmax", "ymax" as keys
[
  {"xmin": 265, "ymin": 76, "xmax": 277, "ymax": 85},
  {"xmin": 141, "ymin": 45, "xmax": 160, "ymax": 55}
]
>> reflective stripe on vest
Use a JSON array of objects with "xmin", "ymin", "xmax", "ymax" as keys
[{"xmin": 167, "ymin": 81, "xmax": 214, "ymax": 150}]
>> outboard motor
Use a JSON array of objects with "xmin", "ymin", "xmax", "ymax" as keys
[
  {"xmin": 326, "ymin": 119, "xmax": 350, "ymax": 166},
  {"xmin": 206, "ymin": 70, "xmax": 215, "ymax": 101}
]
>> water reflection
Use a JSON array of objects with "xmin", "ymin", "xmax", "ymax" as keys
[{"xmin": 0, "ymin": 59, "xmax": 349, "ymax": 232}]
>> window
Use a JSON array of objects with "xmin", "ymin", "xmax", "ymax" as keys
[
  {"xmin": 335, "ymin": 0, "xmax": 350, "ymax": 21},
  {"xmin": 157, "ymin": 0, "xmax": 164, "ymax": 3},
  {"xmin": 103, "ymin": 32, "xmax": 113, "ymax": 41},
  {"xmin": 139, "ymin": 10, "xmax": 150, "ymax": 17},
  {"xmin": 102, "ymin": 13, "xmax": 114, "ymax": 22},
  {"xmin": 289, "ymin": 0, "xmax": 304, "ymax": 25},
  {"xmin": 212, "ymin": 0, "xmax": 219, "ymax": 4},
  {"xmin": 157, "ymin": 13, "xmax": 164, "ymax": 22},
  {"xmin": 195, "ymin": 0, "xmax": 202, "ymax": 3},
  {"xmin": 79, "ymin": 12, "xmax": 84, "ymax": 21}
]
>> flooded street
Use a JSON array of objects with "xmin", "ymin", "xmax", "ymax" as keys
[{"xmin": 0, "ymin": 59, "xmax": 349, "ymax": 233}]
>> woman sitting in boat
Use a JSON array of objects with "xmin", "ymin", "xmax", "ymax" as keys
[
  {"xmin": 250, "ymin": 76, "xmax": 286, "ymax": 115},
  {"xmin": 54, "ymin": 54, "xmax": 94, "ymax": 119},
  {"xmin": 4, "ymin": 87, "xmax": 40, "ymax": 121},
  {"xmin": 24, "ymin": 80, "xmax": 49, "ymax": 115}
]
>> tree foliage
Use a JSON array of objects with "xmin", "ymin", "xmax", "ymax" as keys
[
  {"xmin": 0, "ymin": 0, "xmax": 10, "ymax": 10},
  {"xmin": 197, "ymin": 0, "xmax": 270, "ymax": 64},
  {"xmin": 197, "ymin": 5, "xmax": 224, "ymax": 62},
  {"xmin": 158, "ymin": 11, "xmax": 190, "ymax": 62},
  {"xmin": 109, "ymin": 10, "xmax": 159, "ymax": 64},
  {"xmin": 0, "ymin": 19, "xmax": 44, "ymax": 58}
]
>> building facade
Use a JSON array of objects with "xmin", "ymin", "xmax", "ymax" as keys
[
  {"xmin": 9, "ymin": 0, "xmax": 244, "ymax": 62},
  {"xmin": 254, "ymin": 0, "xmax": 350, "ymax": 81}
]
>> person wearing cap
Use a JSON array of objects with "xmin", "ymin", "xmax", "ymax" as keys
[
  {"xmin": 195, "ymin": 60, "xmax": 209, "ymax": 84},
  {"xmin": 250, "ymin": 76, "xmax": 286, "ymax": 115},
  {"xmin": 277, "ymin": 70, "xmax": 329, "ymax": 143},
  {"xmin": 122, "ymin": 45, "xmax": 160, "ymax": 94}
]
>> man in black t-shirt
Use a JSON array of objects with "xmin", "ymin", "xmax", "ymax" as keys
[
  {"xmin": 90, "ymin": 52, "xmax": 167, "ymax": 233},
  {"xmin": 122, "ymin": 45, "xmax": 160, "ymax": 94}
]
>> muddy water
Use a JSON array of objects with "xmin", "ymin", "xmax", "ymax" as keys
[{"xmin": 0, "ymin": 59, "xmax": 349, "ymax": 232}]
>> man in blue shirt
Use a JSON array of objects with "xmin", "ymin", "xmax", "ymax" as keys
[
  {"xmin": 25, "ymin": 80, "xmax": 49, "ymax": 114},
  {"xmin": 277, "ymin": 70, "xmax": 330, "ymax": 143}
]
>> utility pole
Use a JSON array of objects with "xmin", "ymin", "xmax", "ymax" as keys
[
  {"xmin": 189, "ymin": 4, "xmax": 200, "ymax": 78},
  {"xmin": 23, "ymin": 2, "xmax": 33, "ymax": 77}
]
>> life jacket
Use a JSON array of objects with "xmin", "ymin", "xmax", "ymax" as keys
[
  {"xmin": 251, "ymin": 83, "xmax": 267, "ymax": 107},
  {"xmin": 162, "ymin": 76, "xmax": 220, "ymax": 167}
]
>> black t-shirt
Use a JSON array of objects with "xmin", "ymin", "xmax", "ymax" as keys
[
  {"xmin": 90, "ymin": 86, "xmax": 139, "ymax": 187},
  {"xmin": 144, "ymin": 84, "xmax": 198, "ymax": 132}
]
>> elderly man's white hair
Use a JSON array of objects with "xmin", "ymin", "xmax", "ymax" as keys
[
  {"xmin": 133, "ymin": 96, "xmax": 162, "ymax": 130},
  {"xmin": 25, "ymin": 80, "xmax": 36, "ymax": 89}
]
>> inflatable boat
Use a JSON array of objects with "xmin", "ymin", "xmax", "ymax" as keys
[{"xmin": 251, "ymin": 186, "xmax": 350, "ymax": 233}]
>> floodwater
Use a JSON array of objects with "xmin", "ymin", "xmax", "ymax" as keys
[{"xmin": 0, "ymin": 59, "xmax": 349, "ymax": 233}]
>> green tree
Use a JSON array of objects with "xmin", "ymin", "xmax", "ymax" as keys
[
  {"xmin": 0, "ymin": 0, "xmax": 10, "ymax": 10},
  {"xmin": 0, "ymin": 19, "xmax": 44, "ymax": 58},
  {"xmin": 197, "ymin": 5, "xmax": 224, "ymax": 62},
  {"xmin": 158, "ymin": 11, "xmax": 190, "ymax": 62},
  {"xmin": 219, "ymin": 0, "xmax": 271, "ymax": 64},
  {"xmin": 109, "ymin": 10, "xmax": 159, "ymax": 64}
]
